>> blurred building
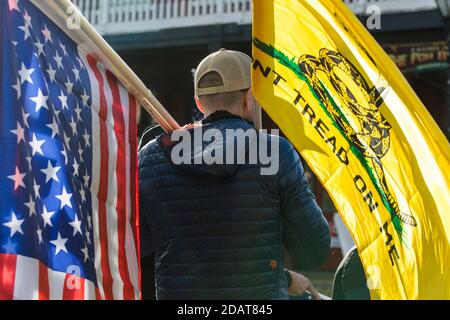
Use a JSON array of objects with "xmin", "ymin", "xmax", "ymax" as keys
[
  {"xmin": 74, "ymin": 0, "xmax": 449, "ymax": 268},
  {"xmin": 73, "ymin": 0, "xmax": 449, "ymax": 134}
]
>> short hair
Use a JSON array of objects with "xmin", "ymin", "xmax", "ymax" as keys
[{"xmin": 198, "ymin": 71, "xmax": 247, "ymax": 110}]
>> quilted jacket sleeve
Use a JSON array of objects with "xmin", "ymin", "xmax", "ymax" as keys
[
  {"xmin": 138, "ymin": 143, "xmax": 155, "ymax": 258},
  {"xmin": 278, "ymin": 138, "xmax": 331, "ymax": 269}
]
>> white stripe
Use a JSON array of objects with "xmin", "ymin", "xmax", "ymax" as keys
[
  {"xmin": 48, "ymin": 269, "xmax": 66, "ymax": 300},
  {"xmin": 84, "ymin": 279, "xmax": 96, "ymax": 300},
  {"xmin": 119, "ymin": 84, "xmax": 140, "ymax": 299},
  {"xmin": 126, "ymin": 223, "xmax": 140, "ymax": 300},
  {"xmin": 82, "ymin": 51, "xmax": 105, "ymax": 300},
  {"xmin": 13, "ymin": 256, "xmax": 39, "ymax": 300},
  {"xmin": 102, "ymin": 66, "xmax": 124, "ymax": 300}
]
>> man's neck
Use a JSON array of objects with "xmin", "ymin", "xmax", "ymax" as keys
[{"xmin": 202, "ymin": 110, "xmax": 245, "ymax": 124}]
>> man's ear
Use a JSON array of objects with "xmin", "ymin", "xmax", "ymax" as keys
[
  {"xmin": 195, "ymin": 96, "xmax": 205, "ymax": 114},
  {"xmin": 244, "ymin": 89, "xmax": 255, "ymax": 120},
  {"xmin": 245, "ymin": 89, "xmax": 253, "ymax": 110}
]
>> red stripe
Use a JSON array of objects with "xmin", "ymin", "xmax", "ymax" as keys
[
  {"xmin": 63, "ymin": 274, "xmax": 85, "ymax": 300},
  {"xmin": 129, "ymin": 93, "xmax": 141, "ymax": 298},
  {"xmin": 0, "ymin": 254, "xmax": 17, "ymax": 300},
  {"xmin": 38, "ymin": 262, "xmax": 49, "ymax": 300},
  {"xmin": 95, "ymin": 286, "xmax": 102, "ymax": 300},
  {"xmin": 87, "ymin": 55, "xmax": 114, "ymax": 300},
  {"xmin": 106, "ymin": 70, "xmax": 134, "ymax": 300}
]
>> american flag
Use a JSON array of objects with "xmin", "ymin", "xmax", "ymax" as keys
[{"xmin": 0, "ymin": 0, "xmax": 140, "ymax": 300}]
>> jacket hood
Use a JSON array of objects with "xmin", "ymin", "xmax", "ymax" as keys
[{"xmin": 157, "ymin": 114, "xmax": 257, "ymax": 177}]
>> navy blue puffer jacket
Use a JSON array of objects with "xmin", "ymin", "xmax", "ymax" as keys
[{"xmin": 138, "ymin": 111, "xmax": 331, "ymax": 300}]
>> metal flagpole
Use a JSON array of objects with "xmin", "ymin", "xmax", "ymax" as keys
[{"xmin": 52, "ymin": 0, "xmax": 181, "ymax": 133}]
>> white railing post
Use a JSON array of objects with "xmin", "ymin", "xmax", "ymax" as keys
[
  {"xmin": 149, "ymin": 0, "xmax": 157, "ymax": 21},
  {"xmin": 81, "ymin": 0, "xmax": 438, "ymax": 36},
  {"xmin": 131, "ymin": 0, "xmax": 138, "ymax": 24},
  {"xmin": 216, "ymin": 0, "xmax": 224, "ymax": 23},
  {"xmin": 97, "ymin": 0, "xmax": 110, "ymax": 35},
  {"xmin": 140, "ymin": 0, "xmax": 148, "ymax": 22}
]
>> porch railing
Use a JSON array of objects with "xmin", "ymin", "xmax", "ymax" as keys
[{"xmin": 71, "ymin": 0, "xmax": 438, "ymax": 35}]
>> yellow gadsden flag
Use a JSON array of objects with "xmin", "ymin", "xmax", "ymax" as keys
[{"xmin": 252, "ymin": 0, "xmax": 450, "ymax": 299}]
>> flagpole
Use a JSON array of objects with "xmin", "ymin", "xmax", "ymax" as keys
[{"xmin": 53, "ymin": 0, "xmax": 181, "ymax": 133}]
